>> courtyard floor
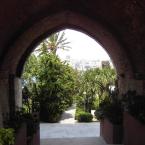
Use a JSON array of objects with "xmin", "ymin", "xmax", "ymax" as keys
[{"xmin": 40, "ymin": 105, "xmax": 115, "ymax": 145}]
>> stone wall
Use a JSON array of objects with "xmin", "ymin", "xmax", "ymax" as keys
[{"xmin": 0, "ymin": 71, "xmax": 10, "ymax": 127}]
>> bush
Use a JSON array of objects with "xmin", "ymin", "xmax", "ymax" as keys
[
  {"xmin": 0, "ymin": 128, "xmax": 15, "ymax": 145},
  {"xmin": 95, "ymin": 90, "xmax": 123, "ymax": 125},
  {"xmin": 3, "ymin": 109, "xmax": 39, "ymax": 138},
  {"xmin": 75, "ymin": 106, "xmax": 84, "ymax": 120},
  {"xmin": 77, "ymin": 112, "xmax": 93, "ymax": 122},
  {"xmin": 122, "ymin": 90, "xmax": 145, "ymax": 124},
  {"xmin": 94, "ymin": 98, "xmax": 109, "ymax": 121}
]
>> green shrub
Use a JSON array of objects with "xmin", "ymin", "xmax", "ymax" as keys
[
  {"xmin": 122, "ymin": 90, "xmax": 145, "ymax": 124},
  {"xmin": 94, "ymin": 98, "xmax": 110, "ymax": 121},
  {"xmin": 95, "ymin": 91, "xmax": 123, "ymax": 125},
  {"xmin": 77, "ymin": 112, "xmax": 93, "ymax": 122},
  {"xmin": 75, "ymin": 107, "xmax": 84, "ymax": 120},
  {"xmin": 0, "ymin": 128, "xmax": 15, "ymax": 145}
]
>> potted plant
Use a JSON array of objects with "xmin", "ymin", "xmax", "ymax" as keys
[
  {"xmin": 122, "ymin": 90, "xmax": 145, "ymax": 145},
  {"xmin": 95, "ymin": 90, "xmax": 123, "ymax": 144}
]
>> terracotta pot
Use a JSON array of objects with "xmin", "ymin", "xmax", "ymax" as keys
[
  {"xmin": 124, "ymin": 112, "xmax": 145, "ymax": 145},
  {"xmin": 15, "ymin": 123, "xmax": 27, "ymax": 145},
  {"xmin": 100, "ymin": 118, "xmax": 123, "ymax": 144}
]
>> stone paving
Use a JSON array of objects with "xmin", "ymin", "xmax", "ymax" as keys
[
  {"xmin": 40, "ymin": 105, "xmax": 108, "ymax": 145},
  {"xmin": 40, "ymin": 122, "xmax": 100, "ymax": 138},
  {"xmin": 40, "ymin": 137, "xmax": 107, "ymax": 145}
]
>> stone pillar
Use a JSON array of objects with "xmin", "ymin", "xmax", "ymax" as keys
[
  {"xmin": 14, "ymin": 77, "xmax": 22, "ymax": 108},
  {"xmin": 0, "ymin": 72, "xmax": 22, "ymax": 127},
  {"xmin": 9, "ymin": 74, "xmax": 23, "ymax": 111}
]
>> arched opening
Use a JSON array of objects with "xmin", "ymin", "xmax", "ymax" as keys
[
  {"xmin": 21, "ymin": 28, "xmax": 118, "ymax": 145},
  {"xmin": 0, "ymin": 11, "xmax": 137, "ymax": 145},
  {"xmin": 1, "ymin": 11, "xmax": 133, "ymax": 79}
]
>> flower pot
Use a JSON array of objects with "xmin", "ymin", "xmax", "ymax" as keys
[
  {"xmin": 124, "ymin": 112, "xmax": 145, "ymax": 145},
  {"xmin": 100, "ymin": 118, "xmax": 123, "ymax": 144},
  {"xmin": 15, "ymin": 123, "xmax": 27, "ymax": 145}
]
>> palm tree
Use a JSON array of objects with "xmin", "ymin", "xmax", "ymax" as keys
[{"xmin": 36, "ymin": 31, "xmax": 71, "ymax": 54}]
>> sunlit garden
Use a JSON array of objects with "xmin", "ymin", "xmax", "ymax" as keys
[
  {"xmin": 0, "ymin": 30, "xmax": 118, "ymax": 145},
  {"xmin": 21, "ymin": 30, "xmax": 117, "ymax": 123}
]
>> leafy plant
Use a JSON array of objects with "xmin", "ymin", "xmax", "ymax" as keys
[
  {"xmin": 3, "ymin": 108, "xmax": 39, "ymax": 138},
  {"xmin": 94, "ymin": 98, "xmax": 109, "ymax": 120},
  {"xmin": 76, "ymin": 67, "xmax": 116, "ymax": 113},
  {"xmin": 75, "ymin": 106, "xmax": 84, "ymax": 120},
  {"xmin": 3, "ymin": 109, "xmax": 25, "ymax": 132},
  {"xmin": 75, "ymin": 105, "xmax": 93, "ymax": 122},
  {"xmin": 0, "ymin": 128, "xmax": 15, "ymax": 145},
  {"xmin": 95, "ymin": 89, "xmax": 123, "ymax": 124},
  {"xmin": 36, "ymin": 31, "xmax": 71, "ymax": 54},
  {"xmin": 77, "ymin": 112, "xmax": 93, "ymax": 122},
  {"xmin": 122, "ymin": 90, "xmax": 145, "ymax": 124},
  {"xmin": 22, "ymin": 51, "xmax": 78, "ymax": 122}
]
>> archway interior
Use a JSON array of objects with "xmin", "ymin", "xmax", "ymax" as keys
[{"xmin": 21, "ymin": 29, "xmax": 117, "ymax": 139}]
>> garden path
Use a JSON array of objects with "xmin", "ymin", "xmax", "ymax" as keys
[{"xmin": 40, "ymin": 105, "xmax": 109, "ymax": 145}]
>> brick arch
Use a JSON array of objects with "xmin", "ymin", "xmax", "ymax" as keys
[{"xmin": 1, "ymin": 11, "xmax": 133, "ymax": 78}]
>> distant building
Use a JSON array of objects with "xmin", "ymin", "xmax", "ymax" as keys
[
  {"xmin": 63, "ymin": 56, "xmax": 113, "ymax": 70},
  {"xmin": 101, "ymin": 60, "xmax": 110, "ymax": 68}
]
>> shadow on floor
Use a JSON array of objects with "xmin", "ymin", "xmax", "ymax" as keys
[
  {"xmin": 40, "ymin": 137, "xmax": 107, "ymax": 145},
  {"xmin": 60, "ymin": 112, "xmax": 73, "ymax": 120}
]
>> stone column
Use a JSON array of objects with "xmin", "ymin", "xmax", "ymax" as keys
[
  {"xmin": 14, "ymin": 77, "xmax": 22, "ymax": 108},
  {"xmin": 0, "ymin": 72, "xmax": 23, "ymax": 127},
  {"xmin": 9, "ymin": 74, "xmax": 23, "ymax": 111}
]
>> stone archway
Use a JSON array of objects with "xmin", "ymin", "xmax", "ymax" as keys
[
  {"xmin": 0, "ymin": 11, "xmax": 137, "ymax": 127},
  {"xmin": 1, "ymin": 11, "xmax": 133, "ymax": 77}
]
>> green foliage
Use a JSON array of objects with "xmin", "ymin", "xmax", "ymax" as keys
[
  {"xmin": 94, "ymin": 98, "xmax": 109, "ymax": 120},
  {"xmin": 36, "ymin": 31, "xmax": 71, "ymax": 54},
  {"xmin": 75, "ymin": 105, "xmax": 93, "ymax": 122},
  {"xmin": 3, "ymin": 109, "xmax": 39, "ymax": 137},
  {"xmin": 3, "ymin": 110, "xmax": 25, "ymax": 132},
  {"xmin": 75, "ymin": 106, "xmax": 84, "ymax": 120},
  {"xmin": 22, "ymin": 31, "xmax": 116, "ymax": 123},
  {"xmin": 22, "ymin": 31, "xmax": 77, "ymax": 122},
  {"xmin": 22, "ymin": 54, "xmax": 38, "ymax": 87},
  {"xmin": 22, "ymin": 52, "xmax": 77, "ymax": 122},
  {"xmin": 0, "ymin": 128, "xmax": 15, "ymax": 145},
  {"xmin": 77, "ymin": 112, "xmax": 93, "ymax": 122},
  {"xmin": 36, "ymin": 53, "xmax": 76, "ymax": 122},
  {"xmin": 76, "ymin": 67, "xmax": 116, "ymax": 113},
  {"xmin": 122, "ymin": 90, "xmax": 145, "ymax": 124},
  {"xmin": 95, "ymin": 90, "xmax": 123, "ymax": 124}
]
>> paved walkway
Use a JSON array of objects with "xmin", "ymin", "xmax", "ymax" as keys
[
  {"xmin": 40, "ymin": 122, "xmax": 100, "ymax": 138},
  {"xmin": 41, "ymin": 137, "xmax": 107, "ymax": 145},
  {"xmin": 40, "ymin": 105, "xmax": 108, "ymax": 145},
  {"xmin": 59, "ymin": 105, "xmax": 76, "ymax": 124}
]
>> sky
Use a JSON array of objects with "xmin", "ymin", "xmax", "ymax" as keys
[{"xmin": 57, "ymin": 29, "xmax": 111, "ymax": 61}]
